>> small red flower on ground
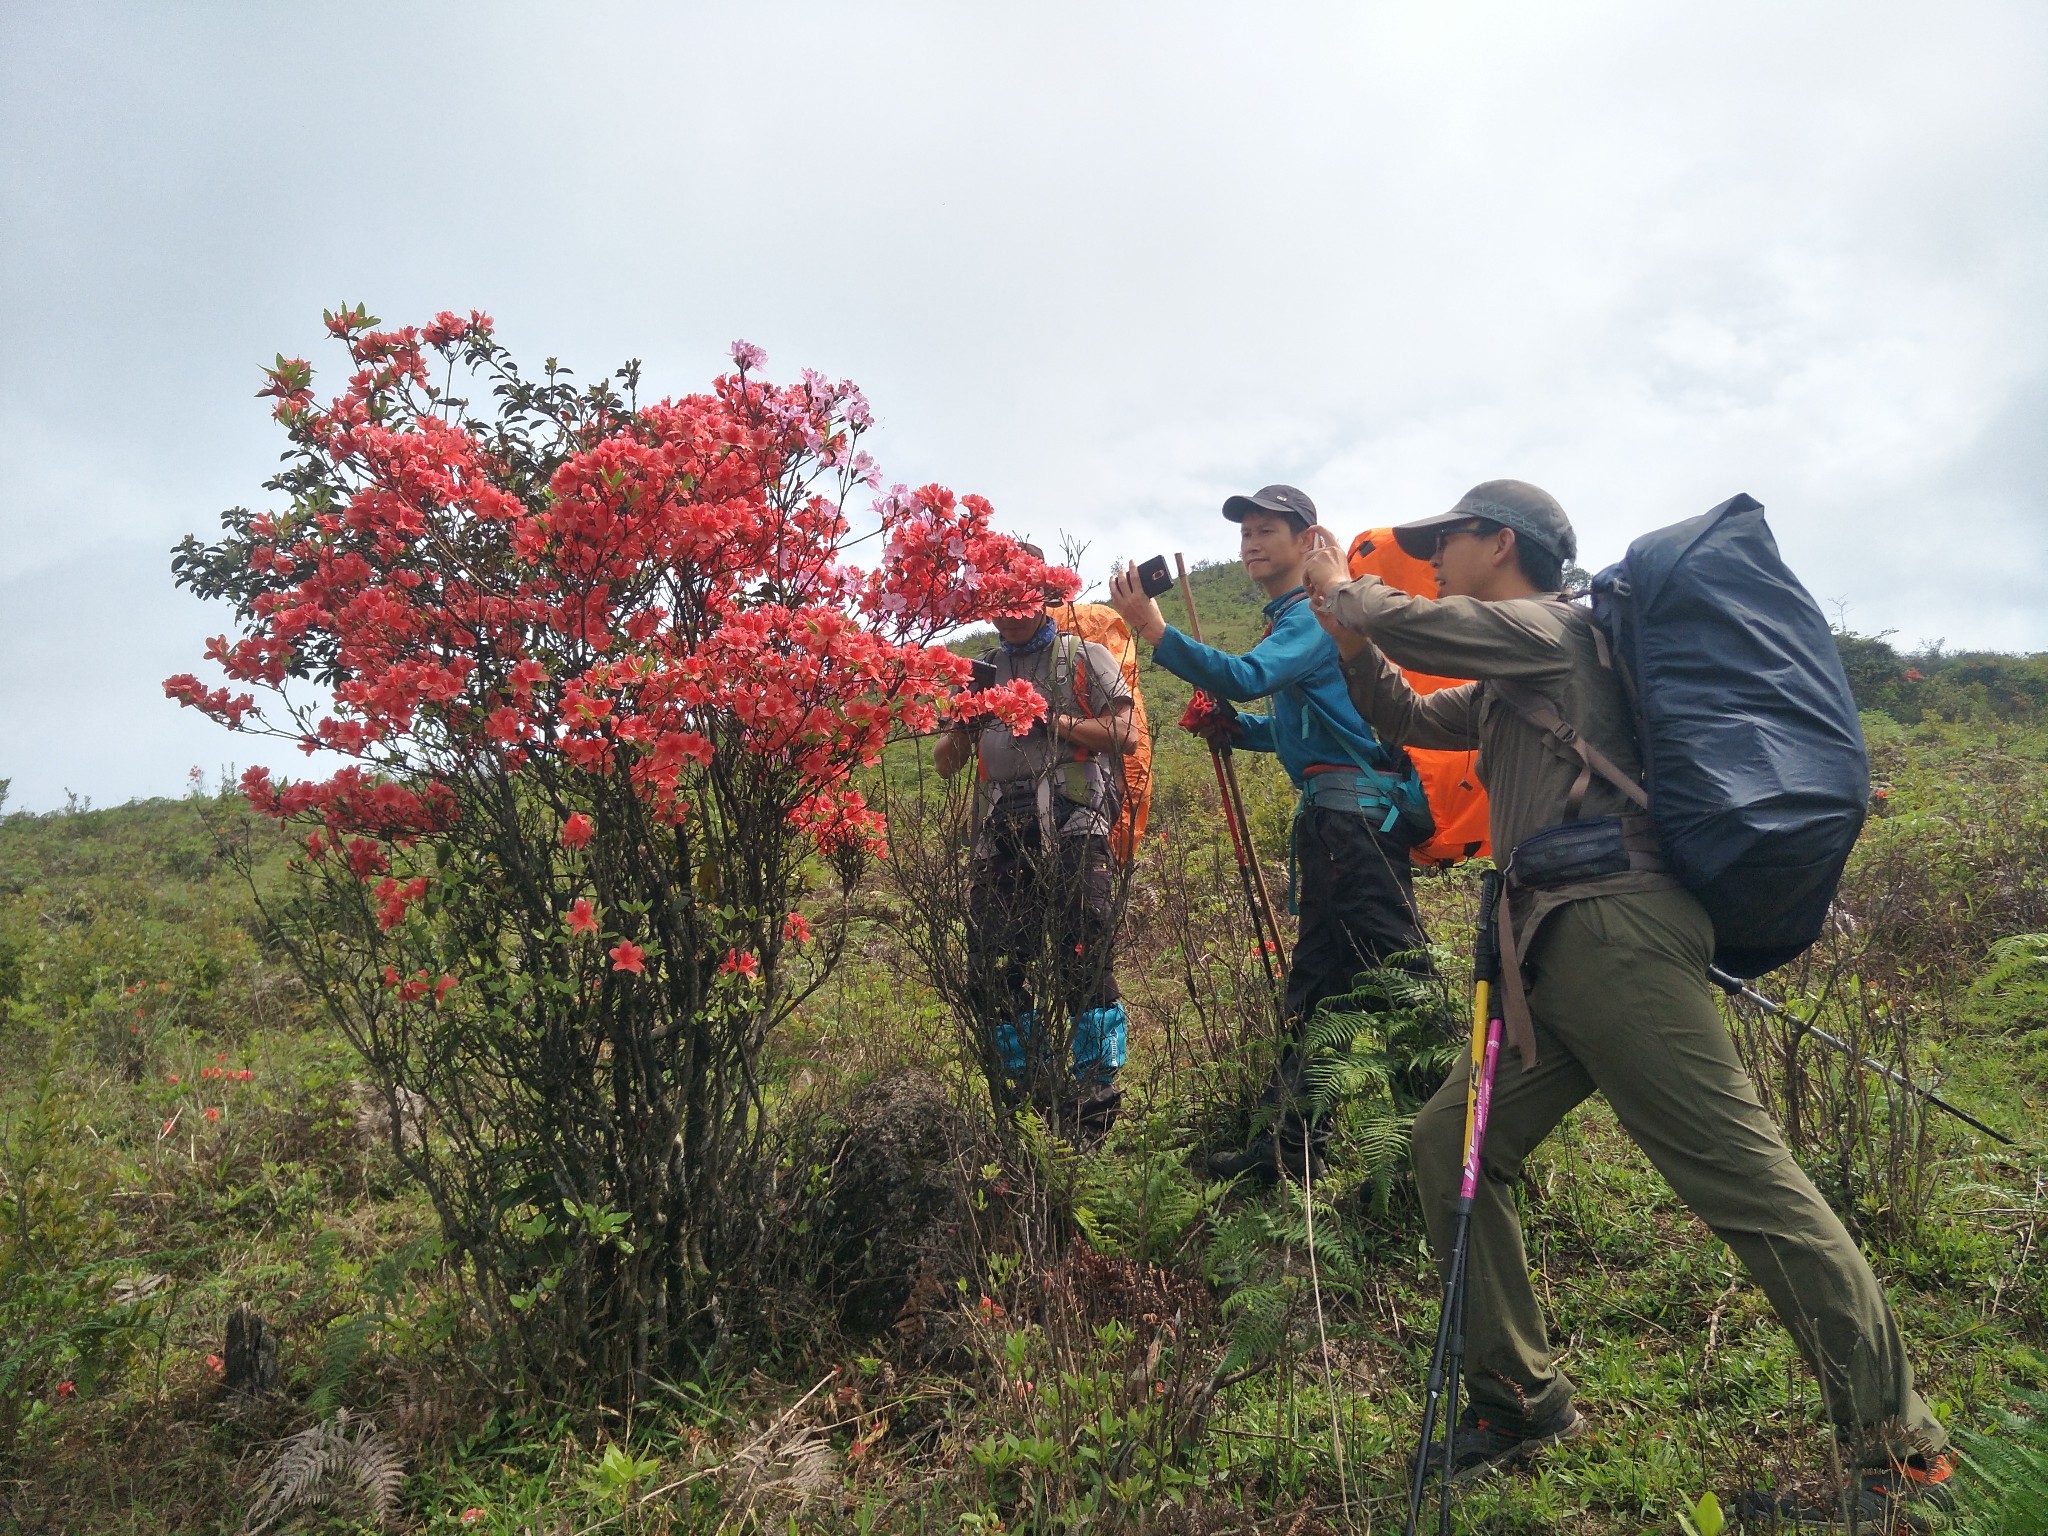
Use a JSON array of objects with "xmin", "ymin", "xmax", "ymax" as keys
[
  {"xmin": 561, "ymin": 813, "xmax": 595, "ymax": 849},
  {"xmin": 204, "ymin": 1106, "xmax": 221, "ymax": 1122},
  {"xmin": 461, "ymin": 1511, "xmax": 486, "ymax": 1528},
  {"xmin": 205, "ymin": 1353, "xmax": 224, "ymax": 1375},
  {"xmin": 167, "ymin": 1073, "xmax": 181, "ymax": 1085},
  {"xmin": 57, "ymin": 1380, "xmax": 75, "ymax": 1401},
  {"xmin": 609, "ymin": 940, "xmax": 646, "ymax": 974}
]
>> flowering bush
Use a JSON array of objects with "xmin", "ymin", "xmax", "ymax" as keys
[{"xmin": 169, "ymin": 308, "xmax": 1076, "ymax": 1401}]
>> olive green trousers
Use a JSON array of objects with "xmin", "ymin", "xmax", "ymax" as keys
[{"xmin": 1412, "ymin": 887, "xmax": 1945, "ymax": 1460}]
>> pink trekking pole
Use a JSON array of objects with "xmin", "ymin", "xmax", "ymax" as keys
[{"xmin": 1406, "ymin": 870, "xmax": 1506, "ymax": 1536}]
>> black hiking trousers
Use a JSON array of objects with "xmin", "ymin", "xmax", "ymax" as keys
[{"xmin": 1260, "ymin": 806, "xmax": 1429, "ymax": 1149}]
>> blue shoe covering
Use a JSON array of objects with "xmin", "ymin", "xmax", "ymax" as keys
[
  {"xmin": 1071, "ymin": 1002, "xmax": 1128, "ymax": 1082},
  {"xmin": 992, "ymin": 1009, "xmax": 1035, "ymax": 1075}
]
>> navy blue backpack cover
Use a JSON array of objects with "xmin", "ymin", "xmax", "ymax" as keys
[{"xmin": 1590, "ymin": 494, "xmax": 1869, "ymax": 977}]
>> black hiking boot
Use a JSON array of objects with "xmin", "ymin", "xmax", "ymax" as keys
[
  {"xmin": 1734, "ymin": 1454, "xmax": 1958, "ymax": 1529},
  {"xmin": 1058, "ymin": 1085, "xmax": 1122, "ymax": 1148},
  {"xmin": 1408, "ymin": 1403, "xmax": 1586, "ymax": 1484},
  {"xmin": 1205, "ymin": 1132, "xmax": 1327, "ymax": 1188}
]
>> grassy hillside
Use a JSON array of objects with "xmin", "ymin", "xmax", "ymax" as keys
[{"xmin": 2, "ymin": 611, "xmax": 2047, "ymax": 1533}]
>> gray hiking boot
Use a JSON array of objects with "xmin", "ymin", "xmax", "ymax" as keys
[
  {"xmin": 1734, "ymin": 1454, "xmax": 1959, "ymax": 1529},
  {"xmin": 1409, "ymin": 1403, "xmax": 1586, "ymax": 1484}
]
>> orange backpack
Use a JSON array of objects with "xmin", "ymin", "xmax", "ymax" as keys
[
  {"xmin": 1346, "ymin": 530, "xmax": 1491, "ymax": 866},
  {"xmin": 1052, "ymin": 603, "xmax": 1153, "ymax": 864}
]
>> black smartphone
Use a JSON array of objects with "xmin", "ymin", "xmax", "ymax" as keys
[
  {"xmin": 969, "ymin": 658, "xmax": 999, "ymax": 693},
  {"xmin": 1137, "ymin": 555, "xmax": 1175, "ymax": 598}
]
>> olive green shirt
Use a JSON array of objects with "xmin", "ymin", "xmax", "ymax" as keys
[{"xmin": 1325, "ymin": 575, "xmax": 1677, "ymax": 940}]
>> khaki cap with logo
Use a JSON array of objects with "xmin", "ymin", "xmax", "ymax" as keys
[{"xmin": 1392, "ymin": 480, "xmax": 1577, "ymax": 563}]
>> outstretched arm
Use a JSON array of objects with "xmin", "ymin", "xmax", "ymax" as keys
[{"xmin": 1301, "ymin": 546, "xmax": 1481, "ymax": 751}]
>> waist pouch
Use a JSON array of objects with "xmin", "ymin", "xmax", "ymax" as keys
[{"xmin": 1505, "ymin": 813, "xmax": 1665, "ymax": 891}]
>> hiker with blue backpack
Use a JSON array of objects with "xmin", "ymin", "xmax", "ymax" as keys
[
  {"xmin": 1108, "ymin": 484, "xmax": 1434, "ymax": 1185},
  {"xmin": 1301, "ymin": 481, "xmax": 1955, "ymax": 1523}
]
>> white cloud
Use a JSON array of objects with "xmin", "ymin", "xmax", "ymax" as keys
[{"xmin": 1, "ymin": 0, "xmax": 2042, "ymax": 808}]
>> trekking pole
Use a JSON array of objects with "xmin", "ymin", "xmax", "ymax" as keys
[
  {"xmin": 1173, "ymin": 553, "xmax": 1288, "ymax": 1000},
  {"xmin": 1406, "ymin": 870, "xmax": 1507, "ymax": 1536},
  {"xmin": 1708, "ymin": 968, "xmax": 2014, "ymax": 1146}
]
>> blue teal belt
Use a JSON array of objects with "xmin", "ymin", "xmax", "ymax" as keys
[
  {"xmin": 1289, "ymin": 767, "xmax": 1413, "ymax": 914},
  {"xmin": 1298, "ymin": 766, "xmax": 1408, "ymax": 834}
]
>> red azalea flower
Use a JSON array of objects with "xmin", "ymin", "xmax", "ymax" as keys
[
  {"xmin": 206, "ymin": 1353, "xmax": 224, "ymax": 1375},
  {"xmin": 717, "ymin": 948, "xmax": 759, "ymax": 979},
  {"xmin": 609, "ymin": 940, "xmax": 646, "ymax": 974},
  {"xmin": 566, "ymin": 898, "xmax": 599, "ymax": 936},
  {"xmin": 560, "ymin": 813, "xmax": 595, "ymax": 849},
  {"xmin": 782, "ymin": 912, "xmax": 812, "ymax": 944}
]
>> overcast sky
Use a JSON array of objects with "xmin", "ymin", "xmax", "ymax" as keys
[{"xmin": 3, "ymin": 2, "xmax": 2044, "ymax": 812}]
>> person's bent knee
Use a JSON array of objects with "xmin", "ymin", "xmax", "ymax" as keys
[{"xmin": 1411, "ymin": 1089, "xmax": 1466, "ymax": 1204}]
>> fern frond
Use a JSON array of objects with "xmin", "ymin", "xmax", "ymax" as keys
[
  {"xmin": 1952, "ymin": 1387, "xmax": 2048, "ymax": 1535},
  {"xmin": 242, "ymin": 1410, "xmax": 405, "ymax": 1534},
  {"xmin": 1219, "ymin": 1278, "xmax": 1298, "ymax": 1374},
  {"xmin": 305, "ymin": 1313, "xmax": 377, "ymax": 1419},
  {"xmin": 1350, "ymin": 1108, "xmax": 1412, "ymax": 1182},
  {"xmin": 1302, "ymin": 1008, "xmax": 1368, "ymax": 1055}
]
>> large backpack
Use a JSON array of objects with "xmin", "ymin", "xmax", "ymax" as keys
[
  {"xmin": 1347, "ymin": 528, "xmax": 1492, "ymax": 866},
  {"xmin": 1588, "ymin": 493, "xmax": 1869, "ymax": 977},
  {"xmin": 1051, "ymin": 603, "xmax": 1153, "ymax": 863}
]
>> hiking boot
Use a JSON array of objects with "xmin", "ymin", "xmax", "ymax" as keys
[
  {"xmin": 1734, "ymin": 1454, "xmax": 1958, "ymax": 1529},
  {"xmin": 1058, "ymin": 1084, "xmax": 1122, "ymax": 1148},
  {"xmin": 1205, "ymin": 1133, "xmax": 1327, "ymax": 1187},
  {"xmin": 1409, "ymin": 1403, "xmax": 1585, "ymax": 1484}
]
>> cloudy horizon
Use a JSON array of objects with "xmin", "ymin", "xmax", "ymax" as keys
[{"xmin": 4, "ymin": 2, "xmax": 2044, "ymax": 813}]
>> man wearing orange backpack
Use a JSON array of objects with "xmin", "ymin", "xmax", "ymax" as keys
[
  {"xmin": 1110, "ymin": 486, "xmax": 1434, "ymax": 1185},
  {"xmin": 935, "ymin": 547, "xmax": 1145, "ymax": 1140}
]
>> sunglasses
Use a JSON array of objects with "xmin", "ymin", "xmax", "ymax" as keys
[{"xmin": 1428, "ymin": 520, "xmax": 1489, "ymax": 556}]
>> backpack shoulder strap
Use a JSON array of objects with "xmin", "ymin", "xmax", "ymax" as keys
[
  {"xmin": 1490, "ymin": 680, "xmax": 1649, "ymax": 819},
  {"xmin": 1050, "ymin": 632, "xmax": 1085, "ymax": 718},
  {"xmin": 1266, "ymin": 589, "xmax": 1311, "ymax": 632}
]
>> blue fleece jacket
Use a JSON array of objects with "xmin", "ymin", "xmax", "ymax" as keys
[{"xmin": 1150, "ymin": 588, "xmax": 1397, "ymax": 789}]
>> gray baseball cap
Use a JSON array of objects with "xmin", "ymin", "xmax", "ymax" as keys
[
  {"xmin": 1391, "ymin": 480, "xmax": 1577, "ymax": 563},
  {"xmin": 1221, "ymin": 483, "xmax": 1318, "ymax": 529}
]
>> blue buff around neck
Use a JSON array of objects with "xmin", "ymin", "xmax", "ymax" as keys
[{"xmin": 1001, "ymin": 617, "xmax": 1058, "ymax": 657}]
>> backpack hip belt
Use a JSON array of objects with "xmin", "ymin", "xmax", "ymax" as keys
[{"xmin": 1298, "ymin": 766, "xmax": 1415, "ymax": 836}]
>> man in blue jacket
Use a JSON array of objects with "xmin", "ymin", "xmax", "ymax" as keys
[{"xmin": 1110, "ymin": 484, "xmax": 1432, "ymax": 1181}]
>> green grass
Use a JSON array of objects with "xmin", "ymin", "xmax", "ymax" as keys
[{"xmin": 2, "ymin": 619, "xmax": 2046, "ymax": 1532}]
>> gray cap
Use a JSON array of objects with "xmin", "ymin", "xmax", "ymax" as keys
[
  {"xmin": 1221, "ymin": 483, "xmax": 1318, "ymax": 529},
  {"xmin": 1392, "ymin": 480, "xmax": 1577, "ymax": 563}
]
